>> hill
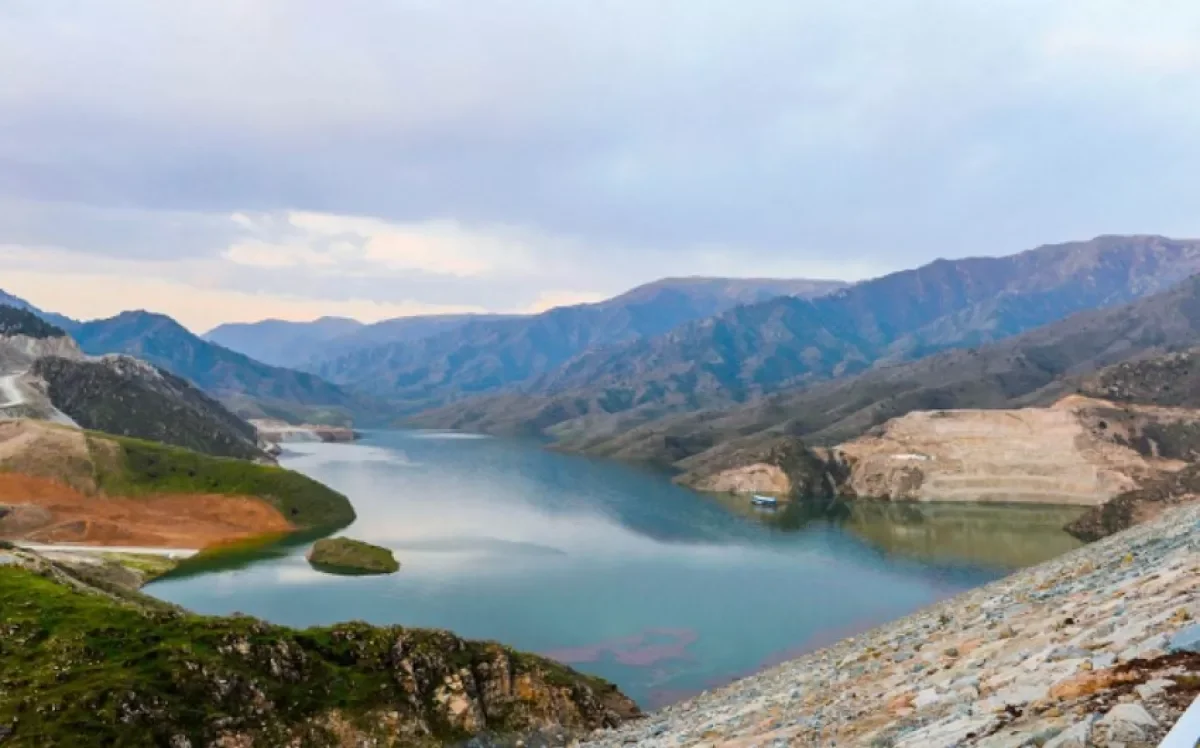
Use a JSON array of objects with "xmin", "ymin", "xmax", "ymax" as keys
[
  {"xmin": 0, "ymin": 305, "xmax": 266, "ymax": 460},
  {"xmin": 313, "ymin": 276, "xmax": 845, "ymax": 409},
  {"xmin": 0, "ymin": 551, "xmax": 637, "ymax": 747},
  {"xmin": 72, "ymin": 310, "xmax": 386, "ymax": 426},
  {"xmin": 0, "ymin": 419, "xmax": 355, "ymax": 547},
  {"xmin": 412, "ymin": 235, "xmax": 1200, "ymax": 439},
  {"xmin": 32, "ymin": 355, "xmax": 265, "ymax": 460}
]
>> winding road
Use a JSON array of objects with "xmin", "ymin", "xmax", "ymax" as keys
[{"xmin": 13, "ymin": 543, "xmax": 199, "ymax": 559}]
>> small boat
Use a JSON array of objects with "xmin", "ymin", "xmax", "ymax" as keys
[{"xmin": 751, "ymin": 494, "xmax": 779, "ymax": 507}]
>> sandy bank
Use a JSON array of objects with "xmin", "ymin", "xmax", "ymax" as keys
[{"xmin": 0, "ymin": 472, "xmax": 295, "ymax": 548}]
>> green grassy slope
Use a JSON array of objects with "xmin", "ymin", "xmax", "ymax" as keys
[
  {"xmin": 87, "ymin": 433, "xmax": 356, "ymax": 531},
  {"xmin": 0, "ymin": 563, "xmax": 637, "ymax": 747}
]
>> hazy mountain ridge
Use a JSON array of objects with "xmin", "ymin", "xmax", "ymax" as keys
[
  {"xmin": 578, "ymin": 273, "xmax": 1200, "ymax": 481},
  {"xmin": 72, "ymin": 310, "xmax": 385, "ymax": 427},
  {"xmin": 312, "ymin": 277, "xmax": 846, "ymax": 409},
  {"xmin": 411, "ymin": 235, "xmax": 1200, "ymax": 438}
]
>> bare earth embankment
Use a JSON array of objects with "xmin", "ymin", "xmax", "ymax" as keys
[
  {"xmin": 583, "ymin": 501, "xmax": 1200, "ymax": 747},
  {"xmin": 0, "ymin": 420, "xmax": 352, "ymax": 550}
]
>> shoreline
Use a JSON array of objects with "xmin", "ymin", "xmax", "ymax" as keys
[{"xmin": 582, "ymin": 500, "xmax": 1200, "ymax": 746}]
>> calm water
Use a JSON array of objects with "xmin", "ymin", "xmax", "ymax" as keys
[{"xmin": 148, "ymin": 431, "xmax": 1084, "ymax": 708}]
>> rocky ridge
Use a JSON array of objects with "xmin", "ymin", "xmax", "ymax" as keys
[{"xmin": 582, "ymin": 501, "xmax": 1200, "ymax": 748}]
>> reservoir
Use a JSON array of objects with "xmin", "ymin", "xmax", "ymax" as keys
[{"xmin": 148, "ymin": 431, "xmax": 1084, "ymax": 708}]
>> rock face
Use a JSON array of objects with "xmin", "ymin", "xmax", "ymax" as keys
[
  {"xmin": 582, "ymin": 501, "xmax": 1200, "ymax": 748},
  {"xmin": 0, "ymin": 550, "xmax": 640, "ymax": 747},
  {"xmin": 307, "ymin": 537, "xmax": 399, "ymax": 575},
  {"xmin": 682, "ymin": 437, "xmax": 848, "ymax": 499},
  {"xmin": 834, "ymin": 396, "xmax": 1197, "ymax": 505}
]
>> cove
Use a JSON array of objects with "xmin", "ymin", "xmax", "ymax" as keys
[{"xmin": 147, "ymin": 431, "xmax": 1084, "ymax": 709}]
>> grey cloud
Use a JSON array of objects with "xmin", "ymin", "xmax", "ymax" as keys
[{"xmin": 2, "ymin": 0, "xmax": 1200, "ymax": 283}]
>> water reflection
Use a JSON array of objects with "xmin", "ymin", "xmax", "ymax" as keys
[
  {"xmin": 148, "ymin": 435, "xmax": 1086, "ymax": 708},
  {"xmin": 711, "ymin": 493, "xmax": 1085, "ymax": 569}
]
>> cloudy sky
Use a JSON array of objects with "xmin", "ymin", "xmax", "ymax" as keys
[{"xmin": 3, "ymin": 1, "xmax": 1200, "ymax": 331}]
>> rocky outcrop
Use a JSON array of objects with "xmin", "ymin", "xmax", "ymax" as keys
[
  {"xmin": 679, "ymin": 437, "xmax": 848, "ymax": 499},
  {"xmin": 0, "ymin": 549, "xmax": 640, "ymax": 746},
  {"xmin": 583, "ymin": 500, "xmax": 1200, "ymax": 748},
  {"xmin": 834, "ymin": 397, "xmax": 1193, "ymax": 505},
  {"xmin": 251, "ymin": 418, "xmax": 358, "ymax": 444}
]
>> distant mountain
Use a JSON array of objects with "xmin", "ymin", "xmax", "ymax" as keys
[
  {"xmin": 314, "ymin": 277, "xmax": 846, "ymax": 409},
  {"xmin": 412, "ymin": 235, "xmax": 1200, "ymax": 438},
  {"xmin": 205, "ymin": 313, "xmax": 519, "ymax": 368},
  {"xmin": 203, "ymin": 317, "xmax": 364, "ymax": 368},
  {"xmin": 0, "ymin": 305, "xmax": 264, "ymax": 460},
  {"xmin": 562, "ymin": 272, "xmax": 1200, "ymax": 481},
  {"xmin": 72, "ymin": 311, "xmax": 384, "ymax": 426}
]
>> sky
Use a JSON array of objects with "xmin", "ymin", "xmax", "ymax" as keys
[{"xmin": 3, "ymin": 1, "xmax": 1200, "ymax": 332}]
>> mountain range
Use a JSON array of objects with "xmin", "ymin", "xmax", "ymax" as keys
[
  {"xmin": 9, "ymin": 234, "xmax": 1200, "ymax": 481},
  {"xmin": 409, "ymin": 235, "xmax": 1200, "ymax": 436}
]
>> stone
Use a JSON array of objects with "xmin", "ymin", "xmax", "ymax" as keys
[
  {"xmin": 1167, "ymin": 623, "xmax": 1200, "ymax": 653},
  {"xmin": 912, "ymin": 688, "xmax": 940, "ymax": 709},
  {"xmin": 1097, "ymin": 703, "xmax": 1158, "ymax": 741},
  {"xmin": 1042, "ymin": 715, "xmax": 1096, "ymax": 748}
]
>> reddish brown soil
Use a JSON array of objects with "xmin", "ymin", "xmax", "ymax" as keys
[{"xmin": 0, "ymin": 473, "xmax": 295, "ymax": 548}]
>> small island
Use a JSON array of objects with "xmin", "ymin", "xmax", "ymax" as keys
[{"xmin": 306, "ymin": 537, "xmax": 399, "ymax": 575}]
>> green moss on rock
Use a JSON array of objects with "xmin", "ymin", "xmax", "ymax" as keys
[{"xmin": 307, "ymin": 537, "xmax": 399, "ymax": 575}]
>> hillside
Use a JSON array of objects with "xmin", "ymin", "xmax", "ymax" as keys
[
  {"xmin": 33, "ymin": 355, "xmax": 265, "ymax": 461},
  {"xmin": 413, "ymin": 236, "xmax": 1200, "ymax": 441},
  {"xmin": 0, "ymin": 551, "xmax": 638, "ymax": 747},
  {"xmin": 313, "ymin": 277, "xmax": 845, "ymax": 409},
  {"xmin": 73, "ymin": 310, "xmax": 386, "ymax": 426},
  {"xmin": 0, "ymin": 419, "xmax": 354, "ymax": 547},
  {"xmin": 0, "ymin": 305, "xmax": 266, "ymax": 460}
]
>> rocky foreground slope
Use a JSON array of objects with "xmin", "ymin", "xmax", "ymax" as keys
[
  {"xmin": 583, "ymin": 501, "xmax": 1200, "ymax": 747},
  {"xmin": 0, "ymin": 549, "xmax": 639, "ymax": 747}
]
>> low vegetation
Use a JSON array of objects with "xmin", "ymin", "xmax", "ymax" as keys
[
  {"xmin": 307, "ymin": 537, "xmax": 399, "ymax": 575},
  {"xmin": 0, "ymin": 559, "xmax": 637, "ymax": 747}
]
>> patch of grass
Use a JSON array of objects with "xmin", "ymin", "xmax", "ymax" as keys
[
  {"xmin": 0, "ymin": 565, "xmax": 633, "ymax": 746},
  {"xmin": 86, "ymin": 433, "xmax": 356, "ymax": 531}
]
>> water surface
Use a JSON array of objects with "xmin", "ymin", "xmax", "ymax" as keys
[{"xmin": 149, "ymin": 431, "xmax": 1083, "ymax": 707}]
